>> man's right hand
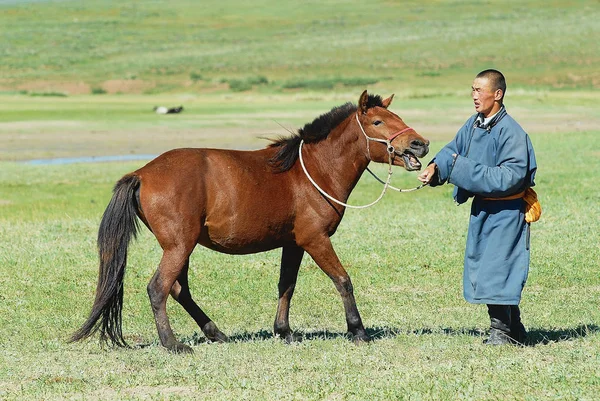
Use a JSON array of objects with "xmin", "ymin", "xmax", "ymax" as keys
[{"xmin": 418, "ymin": 163, "xmax": 437, "ymax": 184}]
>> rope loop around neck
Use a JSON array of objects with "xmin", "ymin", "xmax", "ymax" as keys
[{"xmin": 299, "ymin": 139, "xmax": 393, "ymax": 209}]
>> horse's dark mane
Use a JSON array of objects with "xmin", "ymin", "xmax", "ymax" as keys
[{"xmin": 268, "ymin": 94, "xmax": 384, "ymax": 172}]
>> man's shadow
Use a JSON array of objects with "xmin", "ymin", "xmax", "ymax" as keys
[
  {"xmin": 180, "ymin": 324, "xmax": 600, "ymax": 346},
  {"xmin": 524, "ymin": 324, "xmax": 600, "ymax": 346}
]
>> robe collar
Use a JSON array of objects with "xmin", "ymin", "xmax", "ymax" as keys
[{"xmin": 474, "ymin": 105, "xmax": 507, "ymax": 131}]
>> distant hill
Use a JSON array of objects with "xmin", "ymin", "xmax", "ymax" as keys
[{"xmin": 1, "ymin": 0, "xmax": 598, "ymax": 94}]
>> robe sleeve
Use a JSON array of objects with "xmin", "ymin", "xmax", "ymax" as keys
[
  {"xmin": 448, "ymin": 127, "xmax": 528, "ymax": 197},
  {"xmin": 429, "ymin": 120, "xmax": 471, "ymax": 187}
]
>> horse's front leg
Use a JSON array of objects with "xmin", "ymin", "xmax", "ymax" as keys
[
  {"xmin": 274, "ymin": 244, "xmax": 305, "ymax": 343},
  {"xmin": 302, "ymin": 237, "xmax": 370, "ymax": 343}
]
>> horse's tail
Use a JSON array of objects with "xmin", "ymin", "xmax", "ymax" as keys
[{"xmin": 70, "ymin": 174, "xmax": 141, "ymax": 347}]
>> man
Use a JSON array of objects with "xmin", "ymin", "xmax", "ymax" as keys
[{"xmin": 418, "ymin": 69, "xmax": 537, "ymax": 345}]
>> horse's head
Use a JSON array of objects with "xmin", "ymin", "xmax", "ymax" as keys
[{"xmin": 357, "ymin": 90, "xmax": 429, "ymax": 171}]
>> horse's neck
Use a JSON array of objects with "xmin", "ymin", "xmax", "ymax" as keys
[{"xmin": 304, "ymin": 122, "xmax": 370, "ymax": 200}]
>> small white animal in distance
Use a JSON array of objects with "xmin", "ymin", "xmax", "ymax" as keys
[{"xmin": 153, "ymin": 106, "xmax": 184, "ymax": 114}]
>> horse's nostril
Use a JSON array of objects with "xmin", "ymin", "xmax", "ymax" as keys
[{"xmin": 411, "ymin": 139, "xmax": 430, "ymax": 148}]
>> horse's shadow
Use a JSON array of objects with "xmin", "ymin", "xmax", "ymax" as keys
[{"xmin": 178, "ymin": 324, "xmax": 600, "ymax": 347}]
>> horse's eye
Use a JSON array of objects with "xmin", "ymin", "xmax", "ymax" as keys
[{"xmin": 373, "ymin": 120, "xmax": 383, "ymax": 126}]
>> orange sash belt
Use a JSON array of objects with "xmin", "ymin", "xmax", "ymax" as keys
[
  {"xmin": 483, "ymin": 188, "xmax": 542, "ymax": 223},
  {"xmin": 483, "ymin": 191, "xmax": 526, "ymax": 201}
]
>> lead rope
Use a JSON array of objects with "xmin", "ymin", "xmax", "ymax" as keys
[
  {"xmin": 299, "ymin": 140, "xmax": 394, "ymax": 209},
  {"xmin": 365, "ymin": 168, "xmax": 428, "ymax": 193},
  {"xmin": 298, "ymin": 113, "xmax": 426, "ymax": 209}
]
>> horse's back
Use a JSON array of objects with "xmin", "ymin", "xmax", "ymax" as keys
[
  {"xmin": 133, "ymin": 147, "xmax": 299, "ymax": 253},
  {"xmin": 135, "ymin": 147, "xmax": 289, "ymax": 197}
]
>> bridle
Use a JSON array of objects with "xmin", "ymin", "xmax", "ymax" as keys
[
  {"xmin": 298, "ymin": 112, "xmax": 427, "ymax": 209},
  {"xmin": 360, "ymin": 116, "xmax": 414, "ymax": 161}
]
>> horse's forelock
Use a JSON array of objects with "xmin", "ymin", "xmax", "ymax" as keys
[{"xmin": 365, "ymin": 94, "xmax": 384, "ymax": 109}]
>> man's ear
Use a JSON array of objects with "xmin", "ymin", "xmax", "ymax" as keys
[{"xmin": 494, "ymin": 89, "xmax": 503, "ymax": 101}]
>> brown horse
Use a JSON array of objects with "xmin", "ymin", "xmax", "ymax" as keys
[{"xmin": 71, "ymin": 90, "xmax": 429, "ymax": 353}]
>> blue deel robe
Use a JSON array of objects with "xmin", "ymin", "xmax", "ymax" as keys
[{"xmin": 430, "ymin": 106, "xmax": 537, "ymax": 305}]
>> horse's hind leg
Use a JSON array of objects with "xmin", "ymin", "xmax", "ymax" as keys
[
  {"xmin": 302, "ymin": 237, "xmax": 370, "ymax": 344},
  {"xmin": 170, "ymin": 259, "xmax": 229, "ymax": 343},
  {"xmin": 147, "ymin": 248, "xmax": 195, "ymax": 353},
  {"xmin": 273, "ymin": 244, "xmax": 305, "ymax": 343}
]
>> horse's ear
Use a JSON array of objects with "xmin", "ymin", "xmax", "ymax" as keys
[
  {"xmin": 358, "ymin": 90, "xmax": 369, "ymax": 114},
  {"xmin": 382, "ymin": 94, "xmax": 394, "ymax": 109}
]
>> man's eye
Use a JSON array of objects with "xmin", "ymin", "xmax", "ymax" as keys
[{"xmin": 373, "ymin": 120, "xmax": 383, "ymax": 126}]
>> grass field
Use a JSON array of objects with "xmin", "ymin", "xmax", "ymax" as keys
[
  {"xmin": 1, "ymin": 0, "xmax": 599, "ymax": 94},
  {"xmin": 1, "ymin": 0, "xmax": 600, "ymax": 400},
  {"xmin": 1, "ymin": 92, "xmax": 599, "ymax": 400}
]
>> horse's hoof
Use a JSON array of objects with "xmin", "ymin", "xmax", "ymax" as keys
[
  {"xmin": 352, "ymin": 332, "xmax": 371, "ymax": 345},
  {"xmin": 280, "ymin": 331, "xmax": 302, "ymax": 344},
  {"xmin": 167, "ymin": 342, "xmax": 194, "ymax": 354},
  {"xmin": 210, "ymin": 331, "xmax": 229, "ymax": 344},
  {"xmin": 202, "ymin": 321, "xmax": 229, "ymax": 343}
]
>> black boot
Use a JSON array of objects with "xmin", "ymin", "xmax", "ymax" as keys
[
  {"xmin": 509, "ymin": 305, "xmax": 527, "ymax": 344},
  {"xmin": 485, "ymin": 305, "xmax": 512, "ymax": 345}
]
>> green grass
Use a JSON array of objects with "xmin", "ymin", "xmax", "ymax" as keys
[
  {"xmin": 282, "ymin": 77, "xmax": 380, "ymax": 90},
  {"xmin": 1, "ymin": 0, "xmax": 598, "ymax": 94},
  {"xmin": 1, "ymin": 89, "xmax": 598, "ymax": 162},
  {"xmin": 1, "ymin": 0, "xmax": 600, "ymax": 399},
  {"xmin": 1, "ymin": 98, "xmax": 600, "ymax": 399}
]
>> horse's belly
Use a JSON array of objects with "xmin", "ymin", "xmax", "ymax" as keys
[{"xmin": 200, "ymin": 217, "xmax": 290, "ymax": 255}]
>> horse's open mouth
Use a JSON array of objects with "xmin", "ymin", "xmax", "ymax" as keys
[{"xmin": 397, "ymin": 150, "xmax": 422, "ymax": 171}]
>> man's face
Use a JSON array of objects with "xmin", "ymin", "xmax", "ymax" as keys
[{"xmin": 471, "ymin": 77, "xmax": 501, "ymax": 117}]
